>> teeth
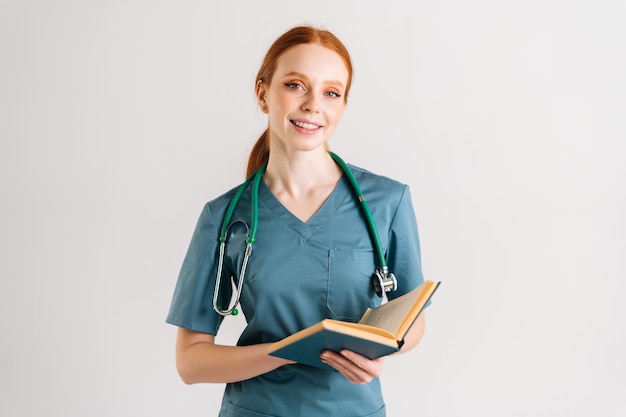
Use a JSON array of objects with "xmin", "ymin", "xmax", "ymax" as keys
[{"xmin": 293, "ymin": 120, "xmax": 320, "ymax": 130}]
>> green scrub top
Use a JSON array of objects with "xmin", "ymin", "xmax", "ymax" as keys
[{"xmin": 167, "ymin": 164, "xmax": 426, "ymax": 417}]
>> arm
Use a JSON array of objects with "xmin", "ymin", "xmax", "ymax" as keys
[
  {"xmin": 175, "ymin": 327, "xmax": 294, "ymax": 384},
  {"xmin": 320, "ymin": 313, "xmax": 425, "ymax": 384}
]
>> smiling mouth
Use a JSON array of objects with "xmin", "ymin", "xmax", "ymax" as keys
[{"xmin": 291, "ymin": 120, "xmax": 322, "ymax": 130}]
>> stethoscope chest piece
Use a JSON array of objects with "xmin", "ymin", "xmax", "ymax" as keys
[{"xmin": 372, "ymin": 267, "xmax": 398, "ymax": 298}]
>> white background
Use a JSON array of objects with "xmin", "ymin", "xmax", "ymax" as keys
[{"xmin": 1, "ymin": 1, "xmax": 625, "ymax": 416}]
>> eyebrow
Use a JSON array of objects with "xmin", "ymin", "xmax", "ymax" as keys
[{"xmin": 281, "ymin": 72, "xmax": 345, "ymax": 89}]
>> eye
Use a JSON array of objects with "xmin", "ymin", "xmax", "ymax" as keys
[
  {"xmin": 284, "ymin": 82, "xmax": 303, "ymax": 90},
  {"xmin": 325, "ymin": 91, "xmax": 342, "ymax": 98}
]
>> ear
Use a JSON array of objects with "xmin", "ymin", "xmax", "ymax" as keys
[{"xmin": 256, "ymin": 80, "xmax": 268, "ymax": 114}]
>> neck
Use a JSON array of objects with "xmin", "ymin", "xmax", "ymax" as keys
[{"xmin": 264, "ymin": 149, "xmax": 343, "ymax": 198}]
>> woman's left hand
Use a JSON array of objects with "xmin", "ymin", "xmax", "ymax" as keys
[{"xmin": 320, "ymin": 350, "xmax": 385, "ymax": 384}]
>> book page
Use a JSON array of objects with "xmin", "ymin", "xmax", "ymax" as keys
[
  {"xmin": 358, "ymin": 281, "xmax": 434, "ymax": 338},
  {"xmin": 323, "ymin": 320, "xmax": 397, "ymax": 345}
]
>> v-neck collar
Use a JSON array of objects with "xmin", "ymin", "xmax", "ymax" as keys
[{"xmin": 258, "ymin": 174, "xmax": 352, "ymax": 240}]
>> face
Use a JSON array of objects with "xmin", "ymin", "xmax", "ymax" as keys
[{"xmin": 258, "ymin": 43, "xmax": 349, "ymax": 154}]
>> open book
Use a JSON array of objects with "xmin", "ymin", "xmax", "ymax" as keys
[{"xmin": 268, "ymin": 280, "xmax": 440, "ymax": 370}]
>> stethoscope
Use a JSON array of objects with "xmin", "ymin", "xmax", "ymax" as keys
[{"xmin": 213, "ymin": 152, "xmax": 397, "ymax": 316}]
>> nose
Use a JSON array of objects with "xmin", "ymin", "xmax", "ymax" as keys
[{"xmin": 301, "ymin": 93, "xmax": 320, "ymax": 113}]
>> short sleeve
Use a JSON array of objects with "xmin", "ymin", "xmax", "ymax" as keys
[
  {"xmin": 166, "ymin": 203, "xmax": 225, "ymax": 334},
  {"xmin": 386, "ymin": 185, "xmax": 426, "ymax": 301}
]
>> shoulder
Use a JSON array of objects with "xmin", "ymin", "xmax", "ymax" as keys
[
  {"xmin": 347, "ymin": 163, "xmax": 409, "ymax": 199},
  {"xmin": 197, "ymin": 181, "xmax": 251, "ymax": 224},
  {"xmin": 205, "ymin": 183, "xmax": 242, "ymax": 208}
]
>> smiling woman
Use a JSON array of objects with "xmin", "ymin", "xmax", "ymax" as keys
[
  {"xmin": 166, "ymin": 25, "xmax": 430, "ymax": 417},
  {"xmin": 247, "ymin": 26, "xmax": 353, "ymax": 177},
  {"xmin": 259, "ymin": 43, "xmax": 348, "ymax": 158}
]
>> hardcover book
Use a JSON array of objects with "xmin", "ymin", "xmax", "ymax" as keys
[{"xmin": 268, "ymin": 280, "xmax": 440, "ymax": 370}]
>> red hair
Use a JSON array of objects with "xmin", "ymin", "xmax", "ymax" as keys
[{"xmin": 246, "ymin": 25, "xmax": 354, "ymax": 177}]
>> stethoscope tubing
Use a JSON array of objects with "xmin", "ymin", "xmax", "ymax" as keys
[
  {"xmin": 214, "ymin": 166, "xmax": 265, "ymax": 315},
  {"xmin": 219, "ymin": 164, "xmax": 267, "ymax": 245},
  {"xmin": 328, "ymin": 152, "xmax": 387, "ymax": 270},
  {"xmin": 213, "ymin": 152, "xmax": 393, "ymax": 316}
]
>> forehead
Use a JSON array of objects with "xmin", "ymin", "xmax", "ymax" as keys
[{"xmin": 274, "ymin": 43, "xmax": 349, "ymax": 85}]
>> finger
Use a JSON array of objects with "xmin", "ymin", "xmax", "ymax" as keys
[
  {"xmin": 322, "ymin": 356, "xmax": 363, "ymax": 383},
  {"xmin": 339, "ymin": 350, "xmax": 371, "ymax": 370},
  {"xmin": 321, "ymin": 351, "xmax": 373, "ymax": 384},
  {"xmin": 340, "ymin": 350, "xmax": 384, "ymax": 378}
]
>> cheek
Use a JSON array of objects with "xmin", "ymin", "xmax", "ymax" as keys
[
  {"xmin": 269, "ymin": 94, "xmax": 294, "ymax": 117},
  {"xmin": 329, "ymin": 105, "xmax": 345, "ymax": 123},
  {"xmin": 277, "ymin": 94, "xmax": 293, "ymax": 111}
]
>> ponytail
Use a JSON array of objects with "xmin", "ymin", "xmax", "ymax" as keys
[{"xmin": 246, "ymin": 129, "xmax": 270, "ymax": 177}]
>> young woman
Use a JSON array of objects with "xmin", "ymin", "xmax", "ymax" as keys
[{"xmin": 167, "ymin": 25, "xmax": 428, "ymax": 417}]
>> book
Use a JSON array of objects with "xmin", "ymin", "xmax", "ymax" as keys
[{"xmin": 268, "ymin": 280, "xmax": 440, "ymax": 370}]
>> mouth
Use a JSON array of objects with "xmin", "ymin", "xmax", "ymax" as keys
[{"xmin": 291, "ymin": 119, "xmax": 323, "ymax": 131}]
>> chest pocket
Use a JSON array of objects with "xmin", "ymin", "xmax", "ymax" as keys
[{"xmin": 326, "ymin": 249, "xmax": 381, "ymax": 322}]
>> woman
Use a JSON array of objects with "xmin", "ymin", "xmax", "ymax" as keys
[{"xmin": 167, "ymin": 25, "xmax": 427, "ymax": 417}]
